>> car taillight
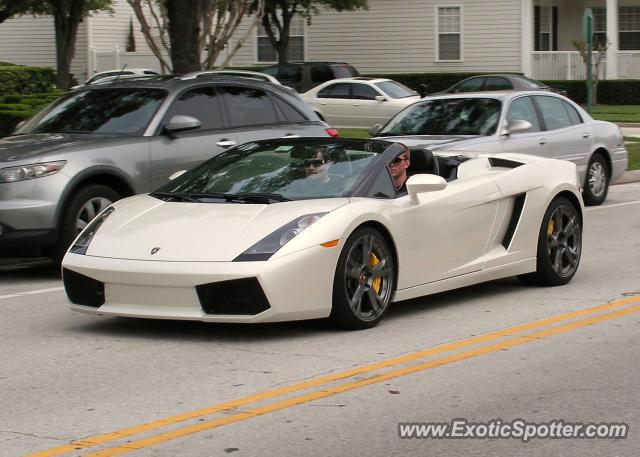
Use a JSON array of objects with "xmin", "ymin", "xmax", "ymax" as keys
[{"xmin": 325, "ymin": 128, "xmax": 339, "ymax": 138}]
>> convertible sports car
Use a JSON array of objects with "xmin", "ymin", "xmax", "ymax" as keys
[{"xmin": 62, "ymin": 138, "xmax": 584, "ymax": 329}]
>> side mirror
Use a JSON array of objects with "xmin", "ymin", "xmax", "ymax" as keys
[
  {"xmin": 406, "ymin": 174, "xmax": 447, "ymax": 204},
  {"xmin": 168, "ymin": 170, "xmax": 187, "ymax": 181},
  {"xmin": 375, "ymin": 95, "xmax": 387, "ymax": 102},
  {"xmin": 369, "ymin": 124, "xmax": 382, "ymax": 137},
  {"xmin": 164, "ymin": 115, "xmax": 201, "ymax": 134},
  {"xmin": 14, "ymin": 120, "xmax": 26, "ymax": 132},
  {"xmin": 501, "ymin": 119, "xmax": 532, "ymax": 136}
]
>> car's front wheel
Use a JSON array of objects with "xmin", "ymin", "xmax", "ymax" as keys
[
  {"xmin": 518, "ymin": 196, "xmax": 582, "ymax": 286},
  {"xmin": 47, "ymin": 184, "xmax": 119, "ymax": 263},
  {"xmin": 330, "ymin": 227, "xmax": 396, "ymax": 329},
  {"xmin": 582, "ymin": 153, "xmax": 609, "ymax": 206}
]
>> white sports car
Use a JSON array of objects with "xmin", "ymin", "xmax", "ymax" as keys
[{"xmin": 62, "ymin": 138, "xmax": 584, "ymax": 329}]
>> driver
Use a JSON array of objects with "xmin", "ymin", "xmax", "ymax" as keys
[{"xmin": 303, "ymin": 146, "xmax": 333, "ymax": 181}]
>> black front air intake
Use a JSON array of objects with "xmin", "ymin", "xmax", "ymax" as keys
[
  {"xmin": 62, "ymin": 268, "xmax": 105, "ymax": 308},
  {"xmin": 196, "ymin": 277, "xmax": 271, "ymax": 315}
]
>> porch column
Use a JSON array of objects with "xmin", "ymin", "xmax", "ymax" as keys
[
  {"xmin": 521, "ymin": 0, "xmax": 534, "ymax": 76},
  {"xmin": 606, "ymin": 0, "xmax": 619, "ymax": 79}
]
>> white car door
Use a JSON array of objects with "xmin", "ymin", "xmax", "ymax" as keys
[
  {"xmin": 398, "ymin": 176, "xmax": 501, "ymax": 289},
  {"xmin": 534, "ymin": 95, "xmax": 593, "ymax": 169},
  {"xmin": 313, "ymin": 82, "xmax": 354, "ymax": 127},
  {"xmin": 349, "ymin": 83, "xmax": 397, "ymax": 127},
  {"xmin": 500, "ymin": 95, "xmax": 551, "ymax": 156}
]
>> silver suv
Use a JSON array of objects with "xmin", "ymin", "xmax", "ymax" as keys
[{"xmin": 0, "ymin": 74, "xmax": 334, "ymax": 261}]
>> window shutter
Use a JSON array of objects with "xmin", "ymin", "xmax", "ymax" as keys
[
  {"xmin": 534, "ymin": 6, "xmax": 541, "ymax": 51},
  {"xmin": 552, "ymin": 6, "xmax": 558, "ymax": 51}
]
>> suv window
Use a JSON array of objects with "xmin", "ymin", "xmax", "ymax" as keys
[
  {"xmin": 485, "ymin": 77, "xmax": 513, "ymax": 91},
  {"xmin": 272, "ymin": 96, "xmax": 307, "ymax": 122},
  {"xmin": 318, "ymin": 83, "xmax": 351, "ymax": 99},
  {"xmin": 311, "ymin": 65, "xmax": 334, "ymax": 83},
  {"xmin": 352, "ymin": 83, "xmax": 379, "ymax": 100},
  {"xmin": 453, "ymin": 77, "xmax": 485, "ymax": 93},
  {"xmin": 165, "ymin": 86, "xmax": 224, "ymax": 130},
  {"xmin": 535, "ymin": 96, "xmax": 573, "ymax": 130},
  {"xmin": 276, "ymin": 65, "xmax": 303, "ymax": 85},
  {"xmin": 506, "ymin": 96, "xmax": 541, "ymax": 132},
  {"xmin": 331, "ymin": 64, "xmax": 359, "ymax": 78},
  {"xmin": 220, "ymin": 85, "xmax": 278, "ymax": 126}
]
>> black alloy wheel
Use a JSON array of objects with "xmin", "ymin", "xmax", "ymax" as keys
[{"xmin": 330, "ymin": 227, "xmax": 396, "ymax": 329}]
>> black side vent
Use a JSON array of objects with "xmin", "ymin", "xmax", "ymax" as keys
[
  {"xmin": 489, "ymin": 158, "xmax": 524, "ymax": 169},
  {"xmin": 196, "ymin": 277, "xmax": 271, "ymax": 315},
  {"xmin": 62, "ymin": 268, "xmax": 105, "ymax": 308},
  {"xmin": 501, "ymin": 194, "xmax": 527, "ymax": 249}
]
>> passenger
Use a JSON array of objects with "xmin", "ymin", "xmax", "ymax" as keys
[{"xmin": 389, "ymin": 146, "xmax": 411, "ymax": 193}]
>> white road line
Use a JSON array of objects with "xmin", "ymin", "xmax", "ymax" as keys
[
  {"xmin": 0, "ymin": 286, "xmax": 64, "ymax": 300},
  {"xmin": 586, "ymin": 200, "xmax": 640, "ymax": 211}
]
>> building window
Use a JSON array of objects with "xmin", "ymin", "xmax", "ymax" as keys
[
  {"xmin": 437, "ymin": 6, "xmax": 462, "ymax": 61},
  {"xmin": 620, "ymin": 6, "xmax": 640, "ymax": 50},
  {"xmin": 591, "ymin": 7, "xmax": 607, "ymax": 47},
  {"xmin": 257, "ymin": 13, "xmax": 304, "ymax": 63}
]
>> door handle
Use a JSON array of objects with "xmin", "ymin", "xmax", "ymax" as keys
[
  {"xmin": 539, "ymin": 139, "xmax": 547, "ymax": 145},
  {"xmin": 216, "ymin": 139, "xmax": 236, "ymax": 148},
  {"xmin": 352, "ymin": 103, "xmax": 360, "ymax": 106},
  {"xmin": 281, "ymin": 133, "xmax": 300, "ymax": 139},
  {"xmin": 582, "ymin": 133, "xmax": 591, "ymax": 138}
]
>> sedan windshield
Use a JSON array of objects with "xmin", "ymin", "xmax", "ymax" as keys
[
  {"xmin": 375, "ymin": 81, "xmax": 417, "ymax": 99},
  {"xmin": 379, "ymin": 98, "xmax": 502, "ymax": 136},
  {"xmin": 156, "ymin": 139, "xmax": 390, "ymax": 201},
  {"xmin": 17, "ymin": 88, "xmax": 167, "ymax": 135}
]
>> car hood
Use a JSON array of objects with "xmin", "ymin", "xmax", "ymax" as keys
[
  {"xmin": 373, "ymin": 135, "xmax": 480, "ymax": 148},
  {"xmin": 0, "ymin": 133, "xmax": 113, "ymax": 163},
  {"xmin": 85, "ymin": 194, "xmax": 349, "ymax": 261}
]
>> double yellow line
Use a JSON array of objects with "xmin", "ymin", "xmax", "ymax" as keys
[{"xmin": 28, "ymin": 295, "xmax": 640, "ymax": 457}]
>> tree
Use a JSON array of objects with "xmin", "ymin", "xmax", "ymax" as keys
[
  {"xmin": 251, "ymin": 0, "xmax": 368, "ymax": 65},
  {"xmin": 572, "ymin": 37, "xmax": 609, "ymax": 105},
  {"xmin": 126, "ymin": 16, "xmax": 136, "ymax": 51},
  {"xmin": 0, "ymin": 0, "xmax": 47, "ymax": 24},
  {"xmin": 128, "ymin": 0, "xmax": 264, "ymax": 73}
]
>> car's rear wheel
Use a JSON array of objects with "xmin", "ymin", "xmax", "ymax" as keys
[
  {"xmin": 330, "ymin": 227, "xmax": 396, "ymax": 329},
  {"xmin": 582, "ymin": 153, "xmax": 609, "ymax": 206},
  {"xmin": 47, "ymin": 184, "xmax": 119, "ymax": 263},
  {"xmin": 518, "ymin": 196, "xmax": 582, "ymax": 286}
]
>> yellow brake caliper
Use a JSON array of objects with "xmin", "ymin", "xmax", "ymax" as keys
[
  {"xmin": 547, "ymin": 219, "xmax": 554, "ymax": 256},
  {"xmin": 369, "ymin": 252, "xmax": 382, "ymax": 294}
]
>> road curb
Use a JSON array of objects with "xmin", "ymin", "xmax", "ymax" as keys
[{"xmin": 615, "ymin": 170, "xmax": 640, "ymax": 184}]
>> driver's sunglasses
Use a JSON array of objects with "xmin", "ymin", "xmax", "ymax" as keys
[
  {"xmin": 304, "ymin": 158, "xmax": 325, "ymax": 167},
  {"xmin": 391, "ymin": 156, "xmax": 409, "ymax": 165}
]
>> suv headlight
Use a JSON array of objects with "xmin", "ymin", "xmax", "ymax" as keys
[
  {"xmin": 69, "ymin": 206, "xmax": 115, "ymax": 255},
  {"xmin": 234, "ymin": 213, "xmax": 326, "ymax": 261},
  {"xmin": 0, "ymin": 161, "xmax": 66, "ymax": 183}
]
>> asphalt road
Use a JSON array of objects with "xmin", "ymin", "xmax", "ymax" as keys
[{"xmin": 1, "ymin": 183, "xmax": 639, "ymax": 457}]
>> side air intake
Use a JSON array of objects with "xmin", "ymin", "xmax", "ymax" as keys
[
  {"xmin": 489, "ymin": 158, "xmax": 524, "ymax": 169},
  {"xmin": 62, "ymin": 268, "xmax": 105, "ymax": 308},
  {"xmin": 196, "ymin": 277, "xmax": 271, "ymax": 315},
  {"xmin": 501, "ymin": 194, "xmax": 527, "ymax": 249}
]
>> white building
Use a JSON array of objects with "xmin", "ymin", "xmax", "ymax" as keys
[{"xmin": 0, "ymin": 0, "xmax": 639, "ymax": 81}]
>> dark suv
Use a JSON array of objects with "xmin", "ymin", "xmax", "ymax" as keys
[
  {"xmin": 260, "ymin": 62, "xmax": 359, "ymax": 93},
  {"xmin": 0, "ymin": 72, "xmax": 333, "ymax": 261}
]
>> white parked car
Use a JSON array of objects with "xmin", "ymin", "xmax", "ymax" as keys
[
  {"xmin": 373, "ymin": 91, "xmax": 628, "ymax": 205},
  {"xmin": 71, "ymin": 68, "xmax": 160, "ymax": 89},
  {"xmin": 62, "ymin": 138, "xmax": 583, "ymax": 329},
  {"xmin": 303, "ymin": 77, "xmax": 420, "ymax": 128}
]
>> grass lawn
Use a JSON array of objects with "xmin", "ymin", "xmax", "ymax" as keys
[
  {"xmin": 590, "ymin": 105, "xmax": 640, "ymax": 123},
  {"xmin": 338, "ymin": 128, "xmax": 371, "ymax": 139},
  {"xmin": 626, "ymin": 142, "xmax": 640, "ymax": 170}
]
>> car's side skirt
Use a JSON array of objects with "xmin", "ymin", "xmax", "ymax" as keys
[{"xmin": 393, "ymin": 258, "xmax": 536, "ymax": 303}]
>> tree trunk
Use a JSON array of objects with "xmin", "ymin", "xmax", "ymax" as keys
[
  {"xmin": 277, "ymin": 39, "xmax": 289, "ymax": 65},
  {"xmin": 52, "ymin": 0, "xmax": 86, "ymax": 90},
  {"xmin": 166, "ymin": 0, "xmax": 200, "ymax": 73}
]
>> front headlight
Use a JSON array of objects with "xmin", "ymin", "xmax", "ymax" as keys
[
  {"xmin": 69, "ymin": 206, "xmax": 115, "ymax": 255},
  {"xmin": 234, "ymin": 213, "xmax": 326, "ymax": 261},
  {"xmin": 0, "ymin": 161, "xmax": 66, "ymax": 183}
]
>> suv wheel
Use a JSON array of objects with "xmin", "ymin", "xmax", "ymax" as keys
[{"xmin": 47, "ymin": 184, "xmax": 119, "ymax": 263}]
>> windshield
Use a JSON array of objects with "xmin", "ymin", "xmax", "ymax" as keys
[
  {"xmin": 156, "ymin": 139, "xmax": 390, "ymax": 201},
  {"xmin": 17, "ymin": 88, "xmax": 167, "ymax": 135},
  {"xmin": 379, "ymin": 98, "xmax": 502, "ymax": 136},
  {"xmin": 522, "ymin": 76, "xmax": 548, "ymax": 88},
  {"xmin": 375, "ymin": 81, "xmax": 417, "ymax": 99}
]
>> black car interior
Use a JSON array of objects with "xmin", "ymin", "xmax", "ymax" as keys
[{"xmin": 407, "ymin": 147, "xmax": 470, "ymax": 181}]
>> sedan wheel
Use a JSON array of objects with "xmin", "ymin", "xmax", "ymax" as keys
[
  {"xmin": 518, "ymin": 197, "xmax": 582, "ymax": 286},
  {"xmin": 330, "ymin": 227, "xmax": 395, "ymax": 329},
  {"xmin": 583, "ymin": 154, "xmax": 609, "ymax": 206}
]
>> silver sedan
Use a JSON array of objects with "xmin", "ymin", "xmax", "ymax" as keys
[{"xmin": 373, "ymin": 91, "xmax": 627, "ymax": 205}]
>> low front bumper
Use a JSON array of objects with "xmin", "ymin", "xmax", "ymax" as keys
[{"xmin": 62, "ymin": 244, "xmax": 340, "ymax": 323}]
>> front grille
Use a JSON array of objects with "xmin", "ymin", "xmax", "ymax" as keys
[
  {"xmin": 196, "ymin": 277, "xmax": 271, "ymax": 315},
  {"xmin": 62, "ymin": 268, "xmax": 105, "ymax": 308}
]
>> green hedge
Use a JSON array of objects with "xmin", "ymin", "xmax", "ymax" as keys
[
  {"xmin": 0, "ymin": 66, "xmax": 56, "ymax": 96},
  {"xmin": 0, "ymin": 91, "xmax": 62, "ymax": 137}
]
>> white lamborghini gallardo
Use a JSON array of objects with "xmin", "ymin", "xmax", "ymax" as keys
[{"xmin": 62, "ymin": 138, "xmax": 583, "ymax": 329}]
